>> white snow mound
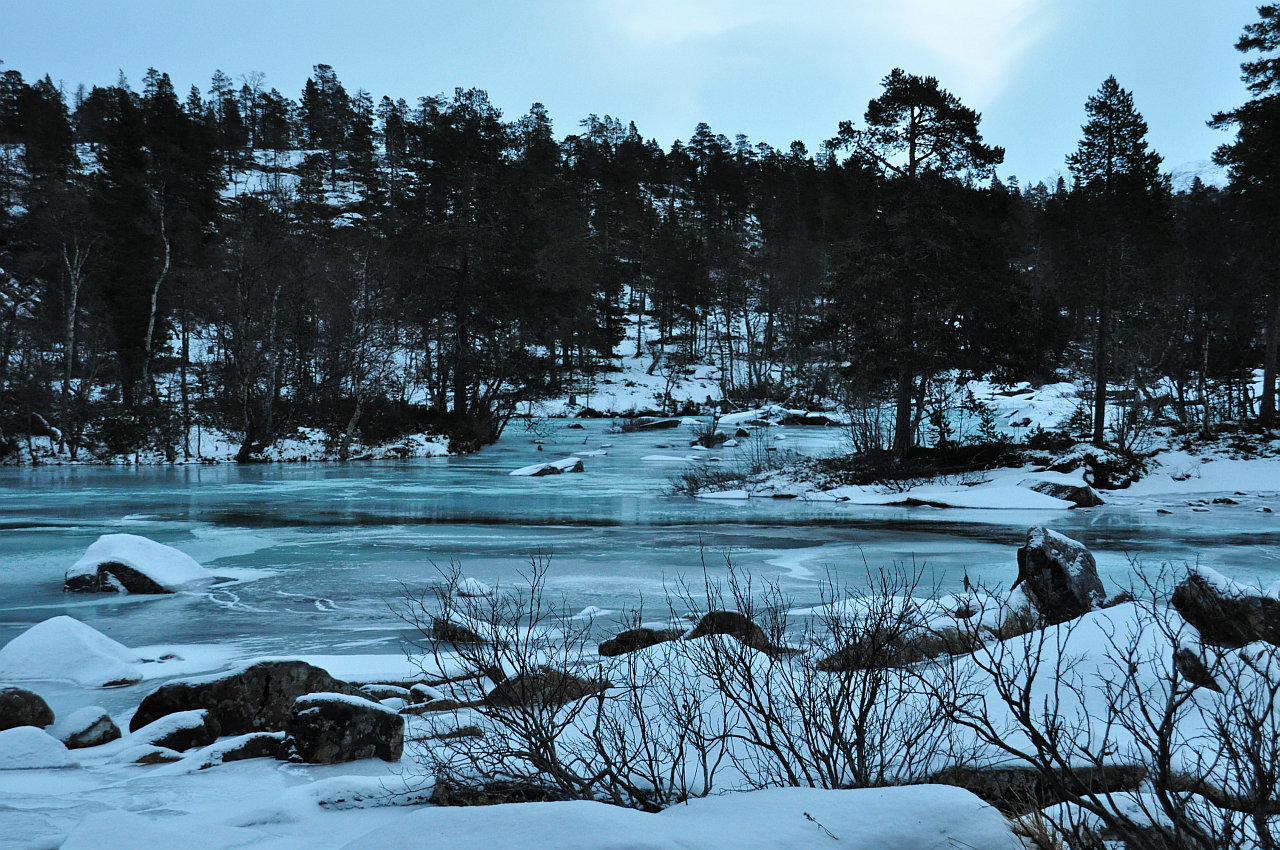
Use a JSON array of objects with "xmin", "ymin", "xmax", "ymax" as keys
[
  {"xmin": 344, "ymin": 785, "xmax": 1021, "ymax": 850},
  {"xmin": 0, "ymin": 725, "xmax": 77, "ymax": 770},
  {"xmin": 0, "ymin": 615, "xmax": 143, "ymax": 687},
  {"xmin": 68, "ymin": 533, "xmax": 212, "ymax": 589}
]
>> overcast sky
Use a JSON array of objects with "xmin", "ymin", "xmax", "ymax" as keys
[{"xmin": 0, "ymin": 1, "xmax": 1262, "ymax": 183}]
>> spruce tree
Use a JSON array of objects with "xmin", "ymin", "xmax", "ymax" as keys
[{"xmin": 1065, "ymin": 76, "xmax": 1170, "ymax": 447}]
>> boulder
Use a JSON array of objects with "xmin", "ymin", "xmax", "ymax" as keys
[
  {"xmin": 64, "ymin": 533, "xmax": 211, "ymax": 594},
  {"xmin": 455, "ymin": 577, "xmax": 493, "ymax": 598},
  {"xmin": 625, "ymin": 417, "xmax": 682, "ymax": 431},
  {"xmin": 432, "ymin": 617, "xmax": 488, "ymax": 645},
  {"xmin": 1022, "ymin": 479, "xmax": 1104, "ymax": 508},
  {"xmin": 931, "ymin": 764, "xmax": 1147, "ymax": 816},
  {"xmin": 196, "ymin": 731, "xmax": 286, "ymax": 768},
  {"xmin": 484, "ymin": 669, "xmax": 609, "ymax": 708},
  {"xmin": 597, "ymin": 627, "xmax": 683, "ymax": 657},
  {"xmin": 130, "ymin": 660, "xmax": 365, "ymax": 736},
  {"xmin": 1012, "ymin": 527, "xmax": 1106, "ymax": 625},
  {"xmin": 132, "ymin": 708, "xmax": 221, "ymax": 752},
  {"xmin": 360, "ymin": 683, "xmax": 413, "ymax": 702},
  {"xmin": 816, "ymin": 627, "xmax": 979, "ymax": 672},
  {"xmin": 1170, "ymin": 572, "xmax": 1280, "ymax": 648},
  {"xmin": 280, "ymin": 693, "xmax": 404, "ymax": 764},
  {"xmin": 1173, "ymin": 647, "xmax": 1222, "ymax": 692},
  {"xmin": 0, "ymin": 686, "xmax": 54, "ymax": 732},
  {"xmin": 685, "ymin": 610, "xmax": 779, "ymax": 654},
  {"xmin": 52, "ymin": 706, "xmax": 121, "ymax": 749}
]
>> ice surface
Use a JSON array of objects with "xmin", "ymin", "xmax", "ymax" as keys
[{"xmin": 0, "ymin": 616, "xmax": 143, "ymax": 687}]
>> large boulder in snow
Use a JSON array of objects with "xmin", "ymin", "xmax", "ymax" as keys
[
  {"xmin": 816, "ymin": 626, "xmax": 979, "ymax": 672},
  {"xmin": 0, "ymin": 616, "xmax": 143, "ymax": 687},
  {"xmin": 1012, "ymin": 527, "xmax": 1106, "ymax": 625},
  {"xmin": 0, "ymin": 686, "xmax": 54, "ymax": 732},
  {"xmin": 484, "ymin": 669, "xmax": 610, "ymax": 708},
  {"xmin": 65, "ymin": 533, "xmax": 211, "ymax": 594},
  {"xmin": 1019, "ymin": 473, "xmax": 1104, "ymax": 508},
  {"xmin": 598, "ymin": 627, "xmax": 683, "ymax": 657},
  {"xmin": 280, "ymin": 693, "xmax": 403, "ymax": 764},
  {"xmin": 132, "ymin": 708, "xmax": 222, "ymax": 752},
  {"xmin": 0, "ymin": 725, "xmax": 77, "ymax": 770},
  {"xmin": 931, "ymin": 764, "xmax": 1147, "ymax": 816},
  {"xmin": 1171, "ymin": 570, "xmax": 1280, "ymax": 648},
  {"xmin": 51, "ymin": 706, "xmax": 121, "ymax": 749},
  {"xmin": 685, "ymin": 610, "xmax": 795, "ymax": 656},
  {"xmin": 131, "ymin": 660, "xmax": 365, "ymax": 736}
]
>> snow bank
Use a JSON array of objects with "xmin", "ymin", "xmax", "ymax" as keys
[
  {"xmin": 0, "ymin": 616, "xmax": 143, "ymax": 687},
  {"xmin": 0, "ymin": 725, "xmax": 77, "ymax": 770},
  {"xmin": 67, "ymin": 533, "xmax": 212, "ymax": 590},
  {"xmin": 60, "ymin": 810, "xmax": 262, "ymax": 850},
  {"xmin": 344, "ymin": 785, "xmax": 1020, "ymax": 850}
]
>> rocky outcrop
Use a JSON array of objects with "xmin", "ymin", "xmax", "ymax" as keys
[
  {"xmin": 1013, "ymin": 527, "xmax": 1106, "ymax": 625},
  {"xmin": 280, "ymin": 693, "xmax": 403, "ymax": 764},
  {"xmin": 130, "ymin": 660, "xmax": 365, "ymax": 736},
  {"xmin": 52, "ymin": 707, "xmax": 121, "ymax": 749},
  {"xmin": 597, "ymin": 627, "xmax": 683, "ymax": 657},
  {"xmin": 0, "ymin": 686, "xmax": 54, "ymax": 732},
  {"xmin": 484, "ymin": 669, "xmax": 609, "ymax": 708},
  {"xmin": 1170, "ymin": 572, "xmax": 1280, "ymax": 648}
]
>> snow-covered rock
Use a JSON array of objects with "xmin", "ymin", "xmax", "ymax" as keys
[
  {"xmin": 132, "ymin": 709, "xmax": 222, "ymax": 752},
  {"xmin": 281, "ymin": 692, "xmax": 404, "ymax": 764},
  {"xmin": 0, "ymin": 616, "xmax": 143, "ymax": 687},
  {"xmin": 1014, "ymin": 527, "xmax": 1106, "ymax": 625},
  {"xmin": 455, "ymin": 577, "xmax": 493, "ymax": 598},
  {"xmin": 51, "ymin": 706, "xmax": 121, "ymax": 749},
  {"xmin": 509, "ymin": 456, "xmax": 585, "ymax": 476},
  {"xmin": 0, "ymin": 725, "xmax": 77, "ymax": 770},
  {"xmin": 65, "ymin": 533, "xmax": 212, "ymax": 593}
]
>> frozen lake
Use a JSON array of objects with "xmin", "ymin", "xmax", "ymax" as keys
[{"xmin": 5, "ymin": 418, "xmax": 1280, "ymax": 666}]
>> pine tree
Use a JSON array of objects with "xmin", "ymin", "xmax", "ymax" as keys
[
  {"xmin": 1211, "ymin": 5, "xmax": 1280, "ymax": 425},
  {"xmin": 824, "ymin": 69, "xmax": 1006, "ymax": 456}
]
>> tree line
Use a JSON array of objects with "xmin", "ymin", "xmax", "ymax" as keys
[{"xmin": 0, "ymin": 7, "xmax": 1277, "ymax": 460}]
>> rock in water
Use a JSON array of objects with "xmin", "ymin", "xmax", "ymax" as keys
[
  {"xmin": 280, "ymin": 693, "xmax": 404, "ymax": 764},
  {"xmin": 130, "ymin": 660, "xmax": 366, "ymax": 735},
  {"xmin": 1171, "ymin": 571, "xmax": 1280, "ymax": 648},
  {"xmin": 0, "ymin": 687, "xmax": 54, "ymax": 732},
  {"xmin": 1012, "ymin": 527, "xmax": 1106, "ymax": 625},
  {"xmin": 64, "ymin": 533, "xmax": 211, "ymax": 594},
  {"xmin": 52, "ymin": 706, "xmax": 121, "ymax": 749}
]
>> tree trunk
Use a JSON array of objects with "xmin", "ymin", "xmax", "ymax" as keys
[
  {"xmin": 1092, "ymin": 277, "xmax": 1111, "ymax": 447},
  {"xmin": 141, "ymin": 207, "xmax": 171, "ymax": 394},
  {"xmin": 1261, "ymin": 286, "xmax": 1279, "ymax": 428}
]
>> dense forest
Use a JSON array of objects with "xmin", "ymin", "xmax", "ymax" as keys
[{"xmin": 0, "ymin": 7, "xmax": 1277, "ymax": 462}]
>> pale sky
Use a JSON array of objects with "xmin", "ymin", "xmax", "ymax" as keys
[{"xmin": 0, "ymin": 1, "xmax": 1262, "ymax": 183}]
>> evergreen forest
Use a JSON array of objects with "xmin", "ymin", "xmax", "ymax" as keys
[{"xmin": 1, "ymin": 7, "xmax": 1278, "ymax": 463}]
